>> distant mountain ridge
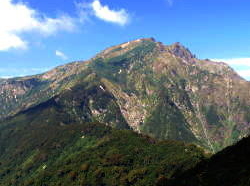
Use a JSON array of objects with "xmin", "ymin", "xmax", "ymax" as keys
[{"xmin": 1, "ymin": 38, "xmax": 250, "ymax": 152}]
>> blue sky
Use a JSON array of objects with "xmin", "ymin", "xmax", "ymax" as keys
[{"xmin": 0, "ymin": 0, "xmax": 250, "ymax": 80}]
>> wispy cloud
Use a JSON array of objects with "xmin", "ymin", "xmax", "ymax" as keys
[
  {"xmin": 90, "ymin": 0, "xmax": 130, "ymax": 26},
  {"xmin": 0, "ymin": 67, "xmax": 52, "ymax": 78},
  {"xmin": 166, "ymin": 0, "xmax": 174, "ymax": 6},
  {"xmin": 0, "ymin": 0, "xmax": 76, "ymax": 51},
  {"xmin": 0, "ymin": 76, "xmax": 13, "ymax": 79},
  {"xmin": 55, "ymin": 50, "xmax": 68, "ymax": 60},
  {"xmin": 212, "ymin": 58, "xmax": 250, "ymax": 67},
  {"xmin": 237, "ymin": 69, "xmax": 250, "ymax": 79},
  {"xmin": 212, "ymin": 58, "xmax": 250, "ymax": 80}
]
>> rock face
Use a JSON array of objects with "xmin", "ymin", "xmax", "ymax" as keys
[{"xmin": 1, "ymin": 38, "xmax": 250, "ymax": 152}]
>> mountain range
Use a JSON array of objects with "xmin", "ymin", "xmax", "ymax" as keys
[{"xmin": 1, "ymin": 38, "xmax": 250, "ymax": 185}]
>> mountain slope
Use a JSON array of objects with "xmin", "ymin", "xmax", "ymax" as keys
[
  {"xmin": 0, "ymin": 99, "xmax": 206, "ymax": 186},
  {"xmin": 166, "ymin": 135, "xmax": 250, "ymax": 186},
  {"xmin": 0, "ymin": 62, "xmax": 87, "ymax": 120},
  {"xmin": 1, "ymin": 38, "xmax": 250, "ymax": 151}
]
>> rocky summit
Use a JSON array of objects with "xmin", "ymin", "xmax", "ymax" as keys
[{"xmin": 1, "ymin": 38, "xmax": 250, "ymax": 152}]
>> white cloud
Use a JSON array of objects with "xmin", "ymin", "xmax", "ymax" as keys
[
  {"xmin": 55, "ymin": 50, "xmax": 68, "ymax": 60},
  {"xmin": 212, "ymin": 58, "xmax": 250, "ymax": 67},
  {"xmin": 237, "ymin": 69, "xmax": 250, "ymax": 79},
  {"xmin": 0, "ymin": 0, "xmax": 76, "ymax": 51},
  {"xmin": 0, "ymin": 32, "xmax": 27, "ymax": 51},
  {"xmin": 75, "ymin": 2, "xmax": 92, "ymax": 23},
  {"xmin": 90, "ymin": 0, "xmax": 130, "ymax": 26},
  {"xmin": 212, "ymin": 58, "xmax": 250, "ymax": 80},
  {"xmin": 0, "ymin": 0, "xmax": 131, "ymax": 51}
]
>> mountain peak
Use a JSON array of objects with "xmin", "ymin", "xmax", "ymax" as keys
[
  {"xmin": 168, "ymin": 42, "xmax": 195, "ymax": 61},
  {"xmin": 95, "ymin": 37, "xmax": 157, "ymax": 59},
  {"xmin": 119, "ymin": 37, "xmax": 157, "ymax": 47}
]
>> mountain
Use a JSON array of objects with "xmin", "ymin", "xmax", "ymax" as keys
[
  {"xmin": 1, "ymin": 38, "xmax": 250, "ymax": 152},
  {"xmin": 0, "ymin": 104, "xmax": 206, "ymax": 185},
  {"xmin": 165, "ymin": 135, "xmax": 250, "ymax": 186}
]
